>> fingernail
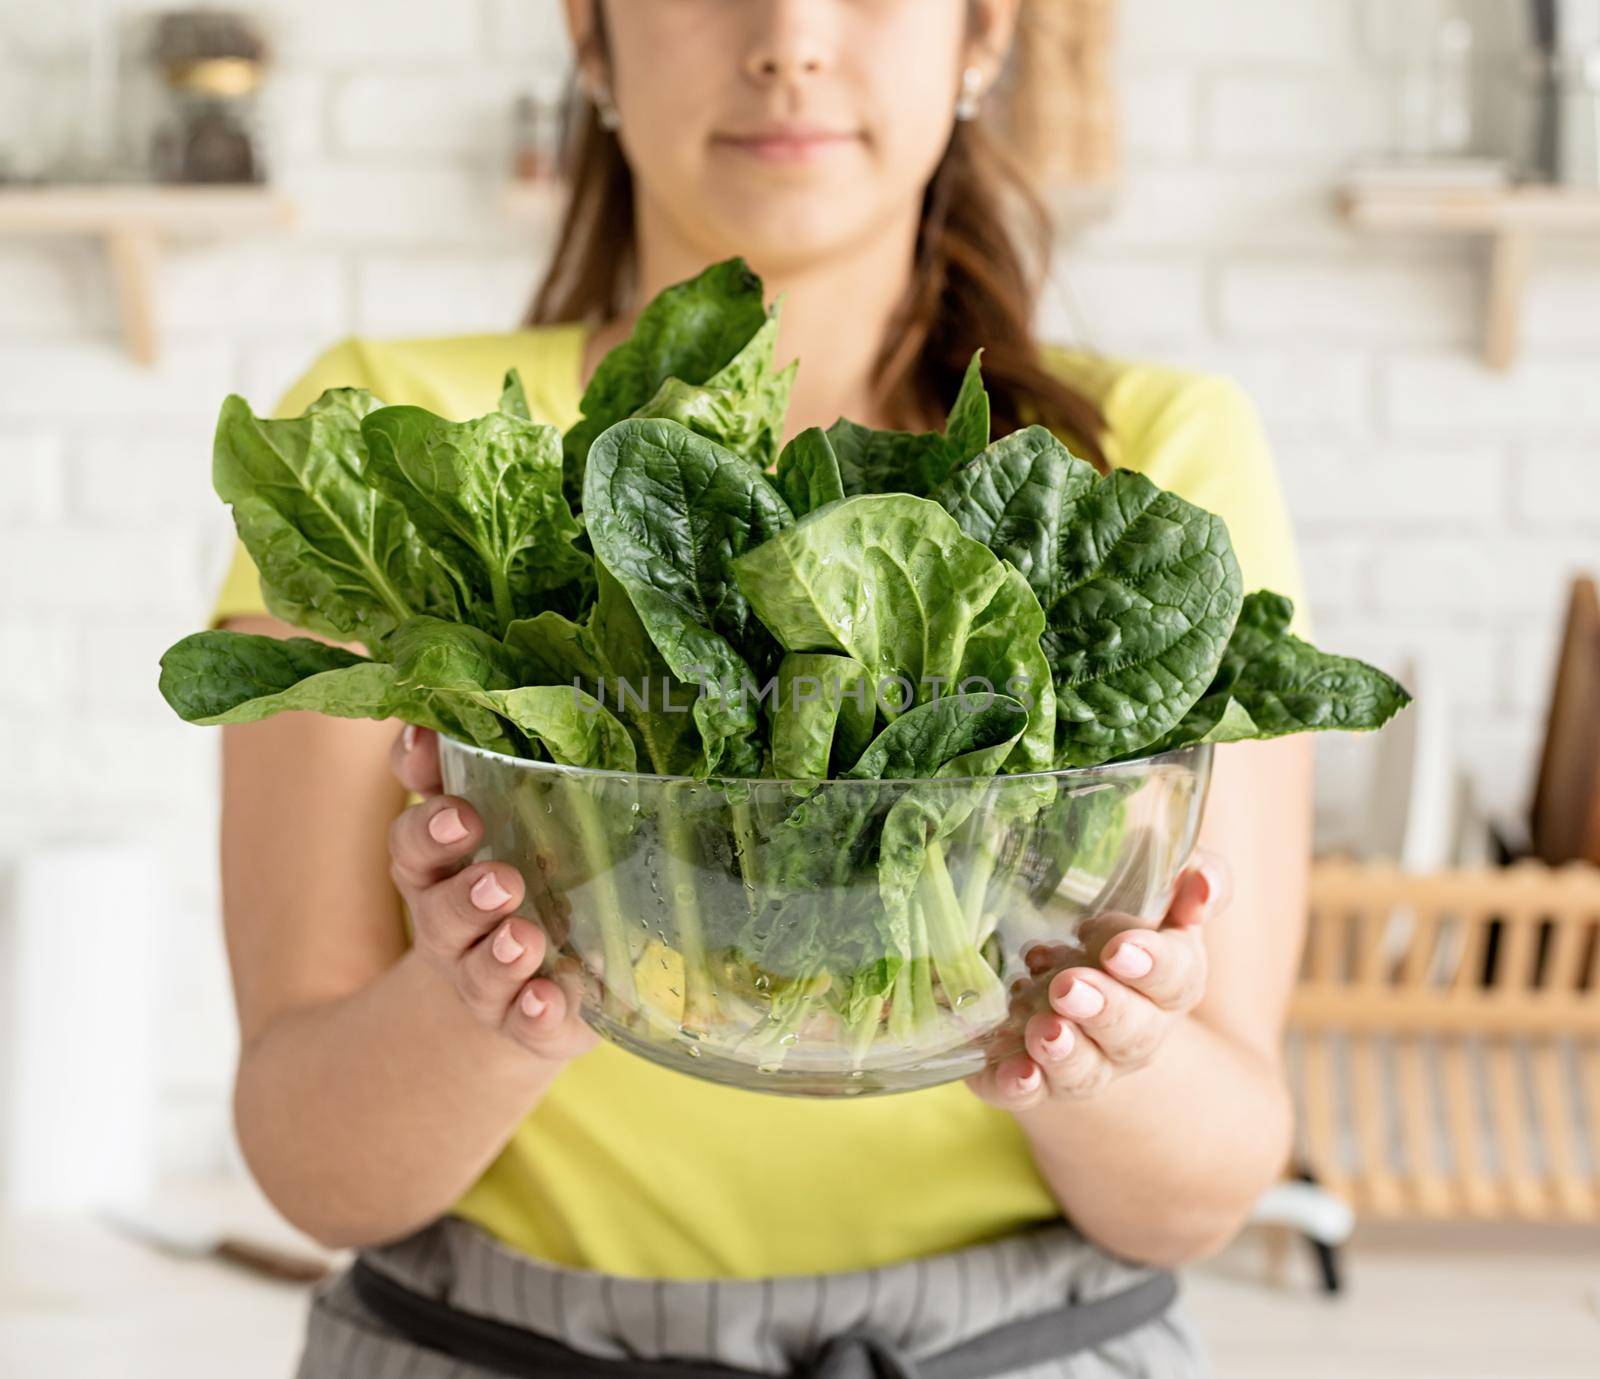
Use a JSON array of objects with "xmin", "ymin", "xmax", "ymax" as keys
[
  {"xmin": 1016, "ymin": 1063, "xmax": 1040, "ymax": 1092},
  {"xmin": 491, "ymin": 922, "xmax": 524, "ymax": 964},
  {"xmin": 1192, "ymin": 867, "xmax": 1213, "ymax": 907},
  {"xmin": 1059, "ymin": 978, "xmax": 1105, "ymax": 1020},
  {"xmin": 402, "ymin": 723, "xmax": 419, "ymax": 752},
  {"xmin": 1106, "ymin": 942, "xmax": 1154, "ymax": 980},
  {"xmin": 470, "ymin": 872, "xmax": 512, "ymax": 911},
  {"xmin": 1041, "ymin": 1023, "xmax": 1075, "ymax": 1060},
  {"xmin": 520, "ymin": 986, "xmax": 547, "ymax": 1020},
  {"xmin": 429, "ymin": 807, "xmax": 468, "ymax": 845}
]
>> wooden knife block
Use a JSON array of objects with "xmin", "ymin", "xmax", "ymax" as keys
[{"xmin": 1531, "ymin": 575, "xmax": 1600, "ymax": 866}]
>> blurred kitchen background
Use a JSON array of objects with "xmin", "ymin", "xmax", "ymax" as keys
[{"xmin": 2, "ymin": 2, "xmax": 1598, "ymax": 1375}]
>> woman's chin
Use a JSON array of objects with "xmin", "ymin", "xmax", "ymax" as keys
[{"xmin": 692, "ymin": 195, "xmax": 893, "ymax": 274}]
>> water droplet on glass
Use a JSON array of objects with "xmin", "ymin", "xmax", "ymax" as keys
[
  {"xmin": 630, "ymin": 802, "xmax": 641, "ymax": 815},
  {"xmin": 757, "ymin": 1060, "xmax": 782, "ymax": 1075},
  {"xmin": 753, "ymin": 974, "xmax": 770, "ymax": 992},
  {"xmin": 955, "ymin": 989, "xmax": 979, "ymax": 1009},
  {"xmin": 778, "ymin": 1031, "xmax": 798, "ymax": 1047},
  {"xmin": 685, "ymin": 1043, "xmax": 702, "ymax": 1058}
]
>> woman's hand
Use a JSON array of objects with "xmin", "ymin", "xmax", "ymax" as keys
[
  {"xmin": 390, "ymin": 724, "xmax": 595, "ymax": 1065},
  {"xmin": 968, "ymin": 853, "xmax": 1230, "ymax": 1112}
]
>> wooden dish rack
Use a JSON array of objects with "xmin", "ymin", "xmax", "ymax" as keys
[{"xmin": 1287, "ymin": 860, "xmax": 1600, "ymax": 1223}]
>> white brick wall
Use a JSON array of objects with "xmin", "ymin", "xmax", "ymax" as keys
[{"xmin": 2, "ymin": 0, "xmax": 1595, "ymax": 1174}]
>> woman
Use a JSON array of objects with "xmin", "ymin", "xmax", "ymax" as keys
[{"xmin": 210, "ymin": 2, "xmax": 1312, "ymax": 1374}]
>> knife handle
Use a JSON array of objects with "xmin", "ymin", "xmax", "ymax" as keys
[{"xmin": 214, "ymin": 1235, "xmax": 331, "ymax": 1283}]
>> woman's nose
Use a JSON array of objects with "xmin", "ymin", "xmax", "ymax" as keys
[{"xmin": 743, "ymin": 0, "xmax": 832, "ymax": 83}]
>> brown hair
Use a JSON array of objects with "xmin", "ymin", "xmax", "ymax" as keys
[{"xmin": 528, "ymin": 85, "xmax": 1109, "ymax": 473}]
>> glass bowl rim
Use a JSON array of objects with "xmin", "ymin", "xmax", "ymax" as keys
[{"xmin": 435, "ymin": 731, "xmax": 1212, "ymax": 789}]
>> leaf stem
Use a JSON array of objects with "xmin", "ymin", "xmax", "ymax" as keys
[
  {"xmin": 661, "ymin": 783, "xmax": 713, "ymax": 1033},
  {"xmin": 561, "ymin": 778, "xmax": 637, "ymax": 1010},
  {"xmin": 489, "ymin": 566, "xmax": 516, "ymax": 640},
  {"xmin": 920, "ymin": 840, "xmax": 1006, "ymax": 1027}
]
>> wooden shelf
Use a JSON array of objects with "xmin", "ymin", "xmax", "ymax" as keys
[
  {"xmin": 1339, "ymin": 184, "xmax": 1600, "ymax": 371},
  {"xmin": 0, "ymin": 184, "xmax": 295, "ymax": 365}
]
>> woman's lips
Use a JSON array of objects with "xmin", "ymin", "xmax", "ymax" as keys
[{"xmin": 712, "ymin": 127, "xmax": 862, "ymax": 164}]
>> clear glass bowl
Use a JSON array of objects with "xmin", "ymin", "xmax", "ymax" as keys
[{"xmin": 438, "ymin": 737, "xmax": 1214, "ymax": 1097}]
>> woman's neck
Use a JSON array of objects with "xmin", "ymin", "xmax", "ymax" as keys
[{"xmin": 584, "ymin": 190, "xmax": 923, "ymax": 439}]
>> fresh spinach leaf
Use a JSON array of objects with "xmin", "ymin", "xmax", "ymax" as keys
[
  {"xmin": 584, "ymin": 418, "xmax": 793, "ymax": 778},
  {"xmin": 212, "ymin": 389, "xmax": 465, "ymax": 645},
  {"xmin": 499, "ymin": 368, "xmax": 531, "ymax": 420},
  {"xmin": 588, "ymin": 561, "xmax": 705, "ymax": 776},
  {"xmin": 503, "ymin": 610, "xmax": 606, "ymax": 688},
  {"xmin": 159, "ymin": 631, "xmax": 406, "ymax": 726},
  {"xmin": 562, "ymin": 258, "xmax": 775, "ymax": 500},
  {"xmin": 1127, "ymin": 591, "xmax": 1413, "ymax": 757},
  {"xmin": 360, "ymin": 406, "xmax": 586, "ymax": 638},
  {"xmin": 933, "ymin": 426, "xmax": 1243, "ymax": 766},
  {"xmin": 825, "ymin": 351, "xmax": 989, "ymax": 498},
  {"xmin": 731, "ymin": 493, "xmax": 1053, "ymax": 771},
  {"xmin": 769, "ymin": 652, "xmax": 875, "ymax": 782},
  {"xmin": 467, "ymin": 685, "xmax": 637, "ymax": 772},
  {"xmin": 773, "ymin": 427, "xmax": 846, "ymax": 517},
  {"xmin": 629, "ymin": 316, "xmax": 795, "ymax": 470},
  {"xmin": 158, "ymin": 620, "xmax": 516, "ymax": 754}
]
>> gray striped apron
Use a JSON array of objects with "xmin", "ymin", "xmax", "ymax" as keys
[{"xmin": 294, "ymin": 1216, "xmax": 1209, "ymax": 1378}]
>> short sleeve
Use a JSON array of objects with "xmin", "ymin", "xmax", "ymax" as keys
[
  {"xmin": 206, "ymin": 338, "xmax": 378, "ymax": 630},
  {"xmin": 1112, "ymin": 372, "xmax": 1313, "ymax": 643}
]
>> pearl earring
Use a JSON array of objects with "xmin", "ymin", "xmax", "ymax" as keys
[
  {"xmin": 955, "ymin": 66, "xmax": 986, "ymax": 121},
  {"xmin": 592, "ymin": 81, "xmax": 622, "ymax": 132}
]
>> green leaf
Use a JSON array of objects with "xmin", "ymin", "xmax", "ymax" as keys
[
  {"xmin": 212, "ymin": 389, "xmax": 465, "ymax": 645},
  {"xmin": 157, "ymin": 625, "xmax": 513, "ymax": 754},
  {"xmin": 769, "ymin": 652, "xmax": 874, "ymax": 781},
  {"xmin": 628, "ymin": 311, "xmax": 795, "ymax": 470},
  {"xmin": 504, "ymin": 610, "xmax": 606, "ymax": 688},
  {"xmin": 942, "ymin": 351, "xmax": 990, "ymax": 462},
  {"xmin": 824, "ymin": 421, "xmax": 952, "ymax": 500},
  {"xmin": 159, "ymin": 631, "xmax": 407, "ymax": 726},
  {"xmin": 467, "ymin": 685, "xmax": 637, "ymax": 772},
  {"xmin": 380, "ymin": 615, "xmax": 525, "ymax": 753},
  {"xmin": 562, "ymin": 258, "xmax": 774, "ymax": 501},
  {"xmin": 753, "ymin": 693, "xmax": 1025, "ymax": 1011},
  {"xmin": 361, "ymin": 406, "xmax": 587, "ymax": 638},
  {"xmin": 844, "ymin": 692, "xmax": 1027, "ymax": 782},
  {"xmin": 584, "ymin": 418, "xmax": 793, "ymax": 778},
  {"xmin": 732, "ymin": 494, "xmax": 1053, "ymax": 772},
  {"xmin": 933, "ymin": 426, "xmax": 1244, "ymax": 766},
  {"xmin": 824, "ymin": 351, "xmax": 990, "ymax": 499},
  {"xmin": 1128, "ymin": 591, "xmax": 1413, "ymax": 758},
  {"xmin": 706, "ymin": 312, "xmax": 796, "ymax": 466},
  {"xmin": 773, "ymin": 427, "xmax": 846, "ymax": 517},
  {"xmin": 588, "ymin": 562, "xmax": 704, "ymax": 776},
  {"xmin": 630, "ymin": 374, "xmax": 790, "ymax": 472},
  {"xmin": 499, "ymin": 368, "xmax": 531, "ymax": 420}
]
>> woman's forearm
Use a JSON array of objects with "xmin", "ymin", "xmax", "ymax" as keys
[
  {"xmin": 1014, "ymin": 1013, "xmax": 1291, "ymax": 1268},
  {"xmin": 234, "ymin": 948, "xmax": 564, "ymax": 1248}
]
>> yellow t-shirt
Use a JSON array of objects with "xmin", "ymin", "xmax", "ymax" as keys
[{"xmin": 208, "ymin": 326, "xmax": 1310, "ymax": 1280}]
